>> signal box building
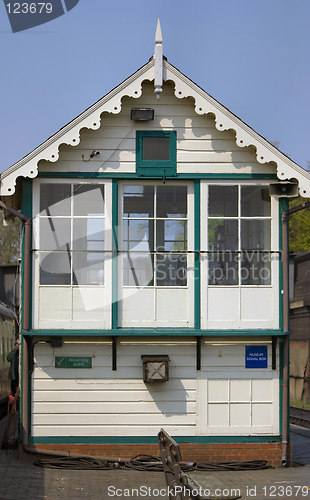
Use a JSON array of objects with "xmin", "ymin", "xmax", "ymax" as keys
[{"xmin": 1, "ymin": 23, "xmax": 310, "ymax": 466}]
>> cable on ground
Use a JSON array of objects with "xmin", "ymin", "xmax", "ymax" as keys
[{"xmin": 34, "ymin": 454, "xmax": 270, "ymax": 471}]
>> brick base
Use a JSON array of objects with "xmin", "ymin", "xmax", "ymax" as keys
[{"xmin": 28, "ymin": 442, "xmax": 286, "ymax": 468}]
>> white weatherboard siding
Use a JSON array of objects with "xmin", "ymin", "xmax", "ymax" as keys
[
  {"xmin": 32, "ymin": 340, "xmax": 197, "ymax": 437},
  {"xmin": 32, "ymin": 338, "xmax": 279, "ymax": 438},
  {"xmin": 38, "ymin": 82, "xmax": 276, "ymax": 176}
]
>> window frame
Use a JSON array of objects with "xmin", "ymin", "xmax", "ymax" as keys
[
  {"xmin": 200, "ymin": 180, "xmax": 280, "ymax": 329},
  {"xmin": 206, "ymin": 183, "xmax": 273, "ymax": 287},
  {"xmin": 136, "ymin": 130, "xmax": 177, "ymax": 177},
  {"xmin": 118, "ymin": 180, "xmax": 195, "ymax": 328},
  {"xmin": 32, "ymin": 178, "xmax": 112, "ymax": 329}
]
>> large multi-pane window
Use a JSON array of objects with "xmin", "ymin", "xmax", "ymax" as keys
[
  {"xmin": 122, "ymin": 184, "xmax": 188, "ymax": 287},
  {"xmin": 33, "ymin": 180, "xmax": 112, "ymax": 329},
  {"xmin": 208, "ymin": 185, "xmax": 271, "ymax": 285},
  {"xmin": 36, "ymin": 183, "xmax": 105, "ymax": 286}
]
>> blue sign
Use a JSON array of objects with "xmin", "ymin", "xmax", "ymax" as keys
[{"xmin": 245, "ymin": 346, "xmax": 268, "ymax": 368}]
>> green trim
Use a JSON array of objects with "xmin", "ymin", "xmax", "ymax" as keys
[
  {"xmin": 112, "ymin": 180, "xmax": 118, "ymax": 329},
  {"xmin": 278, "ymin": 199, "xmax": 289, "ymax": 331},
  {"xmin": 136, "ymin": 130, "xmax": 177, "ymax": 177},
  {"xmin": 20, "ymin": 179, "xmax": 33, "ymax": 440},
  {"xmin": 22, "ymin": 329, "xmax": 288, "ymax": 337},
  {"xmin": 194, "ymin": 180, "xmax": 201, "ymax": 329},
  {"xmin": 21, "ymin": 179, "xmax": 33, "ymax": 330},
  {"xmin": 279, "ymin": 337, "xmax": 283, "ymax": 436},
  {"xmin": 281, "ymin": 199, "xmax": 290, "ymax": 441},
  {"xmin": 38, "ymin": 172, "xmax": 278, "ymax": 180},
  {"xmin": 30, "ymin": 435, "xmax": 281, "ymax": 445},
  {"xmin": 287, "ymin": 335, "xmax": 290, "ymax": 442},
  {"xmin": 28, "ymin": 345, "xmax": 31, "ymax": 444},
  {"xmin": 20, "ymin": 338, "xmax": 24, "ymax": 434}
]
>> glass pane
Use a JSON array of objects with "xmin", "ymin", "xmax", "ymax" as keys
[
  {"xmin": 123, "ymin": 253, "xmax": 154, "ymax": 286},
  {"xmin": 40, "ymin": 219, "xmax": 71, "ymax": 251},
  {"xmin": 241, "ymin": 253, "xmax": 271, "ymax": 285},
  {"xmin": 208, "ymin": 252, "xmax": 239, "ymax": 285},
  {"xmin": 241, "ymin": 186, "xmax": 271, "ymax": 216},
  {"xmin": 40, "ymin": 184, "xmax": 71, "ymax": 216},
  {"xmin": 157, "ymin": 186, "xmax": 187, "ymax": 218},
  {"xmin": 156, "ymin": 254, "xmax": 187, "ymax": 286},
  {"xmin": 73, "ymin": 219, "xmax": 104, "ymax": 251},
  {"xmin": 73, "ymin": 184, "xmax": 104, "ymax": 216},
  {"xmin": 123, "ymin": 185, "xmax": 154, "ymax": 218},
  {"xmin": 208, "ymin": 219, "xmax": 238, "ymax": 250},
  {"xmin": 241, "ymin": 220, "xmax": 271, "ymax": 250},
  {"xmin": 123, "ymin": 220, "xmax": 154, "ymax": 251},
  {"xmin": 73, "ymin": 253, "xmax": 104, "ymax": 285},
  {"xmin": 156, "ymin": 220, "xmax": 187, "ymax": 251},
  {"xmin": 40, "ymin": 252, "xmax": 71, "ymax": 285},
  {"xmin": 209, "ymin": 186, "xmax": 238, "ymax": 217},
  {"xmin": 142, "ymin": 137, "xmax": 170, "ymax": 161}
]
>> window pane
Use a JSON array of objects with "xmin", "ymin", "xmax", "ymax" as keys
[
  {"xmin": 241, "ymin": 253, "xmax": 271, "ymax": 285},
  {"xmin": 40, "ymin": 184, "xmax": 71, "ymax": 216},
  {"xmin": 208, "ymin": 252, "xmax": 239, "ymax": 285},
  {"xmin": 40, "ymin": 252, "xmax": 71, "ymax": 285},
  {"xmin": 123, "ymin": 185, "xmax": 154, "ymax": 218},
  {"xmin": 40, "ymin": 219, "xmax": 71, "ymax": 251},
  {"xmin": 123, "ymin": 220, "xmax": 154, "ymax": 251},
  {"xmin": 241, "ymin": 220, "xmax": 271, "ymax": 285},
  {"xmin": 123, "ymin": 253, "xmax": 154, "ymax": 286},
  {"xmin": 157, "ymin": 186, "xmax": 187, "ymax": 218},
  {"xmin": 208, "ymin": 219, "xmax": 238, "ymax": 250},
  {"xmin": 73, "ymin": 253, "xmax": 104, "ymax": 285},
  {"xmin": 73, "ymin": 219, "xmax": 104, "ymax": 251},
  {"xmin": 241, "ymin": 220, "xmax": 271, "ymax": 250},
  {"xmin": 142, "ymin": 137, "xmax": 170, "ymax": 161},
  {"xmin": 241, "ymin": 186, "xmax": 271, "ymax": 216},
  {"xmin": 156, "ymin": 254, "xmax": 187, "ymax": 286},
  {"xmin": 209, "ymin": 186, "xmax": 238, "ymax": 217},
  {"xmin": 156, "ymin": 220, "xmax": 187, "ymax": 251},
  {"xmin": 73, "ymin": 184, "xmax": 104, "ymax": 216}
]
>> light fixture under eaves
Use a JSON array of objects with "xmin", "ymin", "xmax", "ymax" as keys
[
  {"xmin": 269, "ymin": 182, "xmax": 299, "ymax": 198},
  {"xmin": 131, "ymin": 108, "xmax": 154, "ymax": 121}
]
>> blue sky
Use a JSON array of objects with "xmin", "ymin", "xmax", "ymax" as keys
[{"xmin": 0, "ymin": 0, "xmax": 309, "ymax": 173}]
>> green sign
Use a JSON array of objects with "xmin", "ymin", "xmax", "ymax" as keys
[{"xmin": 55, "ymin": 356, "xmax": 92, "ymax": 369}]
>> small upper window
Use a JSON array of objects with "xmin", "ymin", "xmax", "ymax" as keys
[{"xmin": 136, "ymin": 131, "xmax": 176, "ymax": 177}]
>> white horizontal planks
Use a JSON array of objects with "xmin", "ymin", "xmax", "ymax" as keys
[
  {"xmin": 32, "ymin": 425, "xmax": 195, "ymax": 437},
  {"xmin": 32, "ymin": 339, "xmax": 197, "ymax": 437},
  {"xmin": 38, "ymin": 82, "xmax": 276, "ymax": 176},
  {"xmin": 31, "ymin": 337, "xmax": 280, "ymax": 438},
  {"xmin": 197, "ymin": 339, "xmax": 279, "ymax": 435}
]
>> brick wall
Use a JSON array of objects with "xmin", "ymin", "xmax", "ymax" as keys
[{"xmin": 31, "ymin": 442, "xmax": 285, "ymax": 468}]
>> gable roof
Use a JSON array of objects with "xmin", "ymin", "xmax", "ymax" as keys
[{"xmin": 1, "ymin": 57, "xmax": 310, "ymax": 196}]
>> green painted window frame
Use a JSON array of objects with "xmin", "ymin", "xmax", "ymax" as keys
[{"xmin": 136, "ymin": 130, "xmax": 177, "ymax": 177}]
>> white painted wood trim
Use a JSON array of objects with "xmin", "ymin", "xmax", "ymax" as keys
[
  {"xmin": 0, "ymin": 61, "xmax": 155, "ymax": 195},
  {"xmin": 32, "ymin": 178, "xmax": 113, "ymax": 329},
  {"xmin": 164, "ymin": 61, "xmax": 310, "ymax": 197},
  {"xmin": 2, "ymin": 59, "xmax": 310, "ymax": 196}
]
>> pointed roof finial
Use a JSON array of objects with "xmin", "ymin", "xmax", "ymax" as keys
[
  {"xmin": 155, "ymin": 17, "xmax": 163, "ymax": 44},
  {"xmin": 154, "ymin": 17, "xmax": 163, "ymax": 99}
]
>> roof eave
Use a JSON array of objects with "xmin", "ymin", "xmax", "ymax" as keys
[{"xmin": 1, "ymin": 56, "xmax": 310, "ymax": 197}]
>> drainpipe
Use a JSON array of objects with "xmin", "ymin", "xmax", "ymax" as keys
[
  {"xmin": 0, "ymin": 199, "xmax": 31, "ymax": 445},
  {"xmin": 281, "ymin": 200, "xmax": 310, "ymax": 466}
]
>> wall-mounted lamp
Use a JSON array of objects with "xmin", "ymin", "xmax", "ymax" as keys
[
  {"xmin": 131, "ymin": 108, "xmax": 154, "ymax": 121},
  {"xmin": 141, "ymin": 355, "xmax": 170, "ymax": 382},
  {"xmin": 269, "ymin": 182, "xmax": 298, "ymax": 198}
]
